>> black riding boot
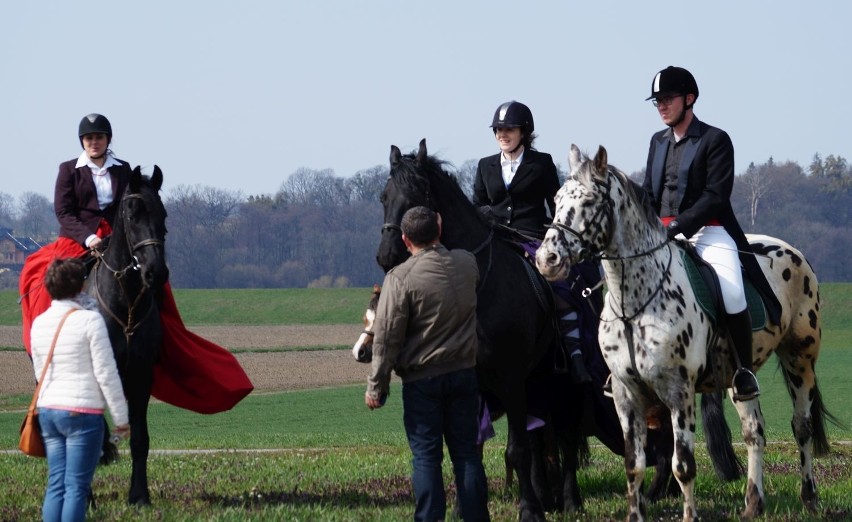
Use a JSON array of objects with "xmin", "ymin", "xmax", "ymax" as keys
[
  {"xmin": 727, "ymin": 309, "xmax": 760, "ymax": 402},
  {"xmin": 559, "ymin": 311, "xmax": 592, "ymax": 384}
]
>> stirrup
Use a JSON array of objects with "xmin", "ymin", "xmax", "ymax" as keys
[
  {"xmin": 602, "ymin": 374, "xmax": 613, "ymax": 398},
  {"xmin": 732, "ymin": 368, "xmax": 760, "ymax": 402}
]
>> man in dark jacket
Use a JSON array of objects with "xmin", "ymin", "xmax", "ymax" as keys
[
  {"xmin": 642, "ymin": 66, "xmax": 781, "ymax": 402},
  {"xmin": 365, "ymin": 206, "xmax": 490, "ymax": 522}
]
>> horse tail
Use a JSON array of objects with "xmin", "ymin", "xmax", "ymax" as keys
[
  {"xmin": 796, "ymin": 373, "xmax": 845, "ymax": 457},
  {"xmin": 577, "ymin": 434, "xmax": 591, "ymax": 468},
  {"xmin": 701, "ymin": 391, "xmax": 743, "ymax": 481},
  {"xmin": 99, "ymin": 417, "xmax": 119, "ymax": 465}
]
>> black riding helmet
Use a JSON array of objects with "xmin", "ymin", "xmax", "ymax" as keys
[
  {"xmin": 490, "ymin": 101, "xmax": 534, "ymax": 135},
  {"xmin": 78, "ymin": 113, "xmax": 112, "ymax": 147},
  {"xmin": 646, "ymin": 66, "xmax": 699, "ymax": 108}
]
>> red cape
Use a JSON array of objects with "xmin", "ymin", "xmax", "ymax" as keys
[{"xmin": 20, "ymin": 244, "xmax": 253, "ymax": 414}]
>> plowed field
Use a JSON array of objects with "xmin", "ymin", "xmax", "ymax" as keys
[{"xmin": 0, "ymin": 325, "xmax": 371, "ymax": 396}]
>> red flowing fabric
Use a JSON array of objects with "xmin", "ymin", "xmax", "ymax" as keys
[
  {"xmin": 19, "ymin": 234, "xmax": 253, "ymax": 414},
  {"xmin": 19, "ymin": 237, "xmax": 87, "ymax": 355},
  {"xmin": 152, "ymin": 282, "xmax": 254, "ymax": 414}
]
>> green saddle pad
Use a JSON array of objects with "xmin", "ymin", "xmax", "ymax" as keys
[{"xmin": 679, "ymin": 248, "xmax": 766, "ymax": 331}]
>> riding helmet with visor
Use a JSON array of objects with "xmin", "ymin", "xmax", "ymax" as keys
[
  {"xmin": 490, "ymin": 101, "xmax": 534, "ymax": 135},
  {"xmin": 78, "ymin": 113, "xmax": 112, "ymax": 147},
  {"xmin": 647, "ymin": 66, "xmax": 699, "ymax": 108}
]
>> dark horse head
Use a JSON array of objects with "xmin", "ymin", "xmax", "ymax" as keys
[
  {"xmin": 376, "ymin": 138, "xmax": 486, "ymax": 272},
  {"xmin": 113, "ymin": 165, "xmax": 169, "ymax": 289}
]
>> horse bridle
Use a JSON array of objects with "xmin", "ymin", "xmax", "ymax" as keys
[
  {"xmin": 547, "ymin": 175, "xmax": 616, "ymax": 265},
  {"xmin": 548, "ymin": 170, "xmax": 672, "ymax": 322},
  {"xmin": 93, "ymin": 192, "xmax": 165, "ymax": 345}
]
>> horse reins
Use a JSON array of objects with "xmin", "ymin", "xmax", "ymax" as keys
[{"xmin": 92, "ymin": 193, "xmax": 164, "ymax": 347}]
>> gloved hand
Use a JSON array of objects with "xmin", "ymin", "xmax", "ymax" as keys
[
  {"xmin": 477, "ymin": 205, "xmax": 497, "ymax": 226},
  {"xmin": 666, "ymin": 221, "xmax": 681, "ymax": 240}
]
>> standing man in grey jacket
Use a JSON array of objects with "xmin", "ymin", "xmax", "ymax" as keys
[{"xmin": 365, "ymin": 206, "xmax": 490, "ymax": 522}]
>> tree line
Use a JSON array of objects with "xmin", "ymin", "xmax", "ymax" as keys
[{"xmin": 1, "ymin": 153, "xmax": 849, "ymax": 289}]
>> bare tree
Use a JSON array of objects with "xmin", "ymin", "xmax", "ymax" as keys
[
  {"xmin": 740, "ymin": 162, "xmax": 772, "ymax": 226},
  {"xmin": 15, "ymin": 192, "xmax": 56, "ymax": 240},
  {"xmin": 0, "ymin": 192, "xmax": 15, "ymax": 229},
  {"xmin": 277, "ymin": 168, "xmax": 348, "ymax": 206},
  {"xmin": 164, "ymin": 185, "xmax": 244, "ymax": 287},
  {"xmin": 453, "ymin": 159, "xmax": 478, "ymax": 201},
  {"xmin": 346, "ymin": 165, "xmax": 388, "ymax": 203}
]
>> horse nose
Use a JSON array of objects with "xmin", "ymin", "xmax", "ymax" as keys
[{"xmin": 544, "ymin": 251, "xmax": 560, "ymax": 267}]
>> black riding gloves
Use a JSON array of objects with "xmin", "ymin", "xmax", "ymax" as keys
[{"xmin": 666, "ymin": 221, "xmax": 681, "ymax": 240}]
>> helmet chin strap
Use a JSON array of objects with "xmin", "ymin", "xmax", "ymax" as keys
[{"xmin": 667, "ymin": 95, "xmax": 691, "ymax": 128}]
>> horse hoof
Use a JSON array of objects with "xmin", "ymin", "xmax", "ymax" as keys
[{"xmin": 129, "ymin": 496, "xmax": 151, "ymax": 506}]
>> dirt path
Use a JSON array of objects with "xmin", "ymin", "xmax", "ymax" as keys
[{"xmin": 0, "ymin": 325, "xmax": 372, "ymax": 396}]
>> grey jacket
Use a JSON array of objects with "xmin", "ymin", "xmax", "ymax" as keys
[{"xmin": 367, "ymin": 244, "xmax": 479, "ymax": 399}]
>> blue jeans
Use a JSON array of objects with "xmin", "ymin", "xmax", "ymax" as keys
[
  {"xmin": 39, "ymin": 408, "xmax": 105, "ymax": 522},
  {"xmin": 402, "ymin": 367, "xmax": 490, "ymax": 522}
]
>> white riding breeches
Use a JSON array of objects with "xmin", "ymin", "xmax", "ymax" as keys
[{"xmin": 681, "ymin": 226, "xmax": 747, "ymax": 314}]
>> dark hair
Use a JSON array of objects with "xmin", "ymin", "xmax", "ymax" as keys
[
  {"xmin": 44, "ymin": 258, "xmax": 87, "ymax": 300},
  {"xmin": 401, "ymin": 206, "xmax": 439, "ymax": 246}
]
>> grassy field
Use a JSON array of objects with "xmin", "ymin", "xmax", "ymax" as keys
[
  {"xmin": 3, "ymin": 283, "xmax": 851, "ymax": 326},
  {"xmin": 0, "ymin": 285, "xmax": 849, "ymax": 520}
]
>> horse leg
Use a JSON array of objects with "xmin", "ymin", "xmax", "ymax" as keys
[
  {"xmin": 728, "ymin": 392, "xmax": 766, "ymax": 519},
  {"xmin": 780, "ymin": 358, "xmax": 820, "ymax": 512},
  {"xmin": 612, "ymin": 383, "xmax": 649, "ymax": 522},
  {"xmin": 555, "ymin": 425, "xmax": 583, "ymax": 513},
  {"xmin": 646, "ymin": 411, "xmax": 679, "ymax": 502},
  {"xmin": 667, "ymin": 397, "xmax": 699, "ymax": 522},
  {"xmin": 126, "ymin": 368, "xmax": 153, "ymax": 505},
  {"xmin": 505, "ymin": 405, "xmax": 546, "ymax": 522},
  {"xmin": 528, "ymin": 427, "xmax": 557, "ymax": 512}
]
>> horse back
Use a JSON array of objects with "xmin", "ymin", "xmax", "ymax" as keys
[{"xmin": 745, "ymin": 234, "xmax": 821, "ymax": 364}]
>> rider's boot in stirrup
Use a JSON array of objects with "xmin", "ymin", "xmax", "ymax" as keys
[{"xmin": 728, "ymin": 309, "xmax": 760, "ymax": 402}]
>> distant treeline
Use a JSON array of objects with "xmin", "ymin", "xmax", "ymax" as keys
[{"xmin": 0, "ymin": 153, "xmax": 849, "ymax": 288}]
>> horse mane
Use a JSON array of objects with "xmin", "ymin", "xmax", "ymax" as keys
[
  {"xmin": 608, "ymin": 165, "xmax": 661, "ymax": 231},
  {"xmin": 393, "ymin": 148, "xmax": 472, "ymax": 210}
]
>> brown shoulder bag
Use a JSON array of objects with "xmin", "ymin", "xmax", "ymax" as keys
[{"xmin": 20, "ymin": 309, "xmax": 76, "ymax": 457}]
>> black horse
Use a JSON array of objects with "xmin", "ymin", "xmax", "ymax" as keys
[
  {"xmin": 88, "ymin": 166, "xmax": 169, "ymax": 505},
  {"xmin": 376, "ymin": 139, "xmax": 608, "ymax": 521}
]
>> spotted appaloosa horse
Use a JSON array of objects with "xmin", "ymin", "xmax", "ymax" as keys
[{"xmin": 536, "ymin": 145, "xmax": 834, "ymax": 522}]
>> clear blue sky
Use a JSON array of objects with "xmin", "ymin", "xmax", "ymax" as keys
[{"xmin": 1, "ymin": 1, "xmax": 848, "ymax": 201}]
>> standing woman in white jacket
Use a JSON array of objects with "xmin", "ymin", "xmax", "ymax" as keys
[{"xmin": 30, "ymin": 258, "xmax": 129, "ymax": 522}]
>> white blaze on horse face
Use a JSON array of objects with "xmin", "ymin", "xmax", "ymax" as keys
[{"xmin": 351, "ymin": 308, "xmax": 376, "ymax": 362}]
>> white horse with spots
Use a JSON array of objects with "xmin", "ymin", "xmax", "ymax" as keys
[{"xmin": 536, "ymin": 145, "xmax": 834, "ymax": 522}]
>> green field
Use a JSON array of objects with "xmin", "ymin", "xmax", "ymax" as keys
[
  {"xmin": 1, "ymin": 285, "xmax": 850, "ymax": 520},
  {"xmin": 3, "ymin": 283, "xmax": 851, "ymax": 326}
]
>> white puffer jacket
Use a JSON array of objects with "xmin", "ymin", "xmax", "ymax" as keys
[{"xmin": 31, "ymin": 299, "xmax": 129, "ymax": 426}]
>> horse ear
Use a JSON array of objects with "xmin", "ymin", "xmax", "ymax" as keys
[
  {"xmin": 568, "ymin": 144, "xmax": 582, "ymax": 170},
  {"xmin": 373, "ymin": 284, "xmax": 381, "ymax": 293},
  {"xmin": 416, "ymin": 139, "xmax": 427, "ymax": 165},
  {"xmin": 593, "ymin": 145, "xmax": 608, "ymax": 177},
  {"xmin": 130, "ymin": 165, "xmax": 143, "ymax": 191},
  {"xmin": 151, "ymin": 165, "xmax": 163, "ymax": 191},
  {"xmin": 390, "ymin": 145, "xmax": 402, "ymax": 168}
]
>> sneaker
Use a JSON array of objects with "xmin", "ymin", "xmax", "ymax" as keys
[{"xmin": 732, "ymin": 368, "xmax": 760, "ymax": 402}]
